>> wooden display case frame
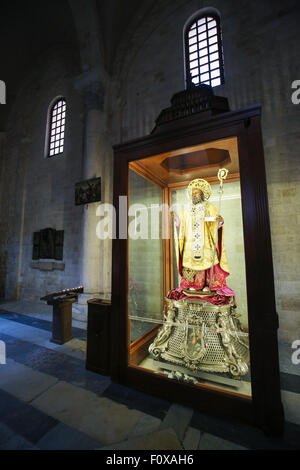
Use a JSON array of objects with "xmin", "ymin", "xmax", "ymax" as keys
[{"xmin": 111, "ymin": 103, "xmax": 284, "ymax": 436}]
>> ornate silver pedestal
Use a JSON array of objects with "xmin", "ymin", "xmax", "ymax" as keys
[{"xmin": 149, "ymin": 298, "xmax": 249, "ymax": 378}]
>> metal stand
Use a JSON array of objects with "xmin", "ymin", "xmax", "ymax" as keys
[
  {"xmin": 149, "ymin": 297, "xmax": 249, "ymax": 378},
  {"xmin": 40, "ymin": 286, "xmax": 83, "ymax": 345}
]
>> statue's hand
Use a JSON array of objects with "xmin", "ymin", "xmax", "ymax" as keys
[{"xmin": 217, "ymin": 215, "xmax": 224, "ymax": 227}]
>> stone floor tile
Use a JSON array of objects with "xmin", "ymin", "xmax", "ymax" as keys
[
  {"xmin": 160, "ymin": 403, "xmax": 194, "ymax": 441},
  {"xmin": 279, "ymin": 343, "xmax": 300, "ymax": 377},
  {"xmin": 0, "ymin": 420, "xmax": 38, "ymax": 450},
  {"xmin": 0, "ymin": 332, "xmax": 110, "ymax": 396},
  {"xmin": 0, "ymin": 300, "xmax": 52, "ymax": 316},
  {"xmin": 191, "ymin": 409, "xmax": 296, "ymax": 450},
  {"xmin": 0, "ymin": 421, "xmax": 34, "ymax": 449},
  {"xmin": 0, "ymin": 319, "xmax": 84, "ymax": 360},
  {"xmin": 0, "ymin": 301, "xmax": 87, "ymax": 331},
  {"xmin": 0, "ymin": 358, "xmax": 58, "ymax": 402},
  {"xmin": 282, "ymin": 390, "xmax": 300, "ymax": 426},
  {"xmin": 0, "ymin": 433, "xmax": 37, "ymax": 450},
  {"xmin": 31, "ymin": 380, "xmax": 142, "ymax": 445},
  {"xmin": 0, "ymin": 318, "xmax": 50, "ymax": 344},
  {"xmin": 0, "ymin": 319, "xmax": 24, "ymax": 336},
  {"xmin": 183, "ymin": 427, "xmax": 201, "ymax": 450},
  {"xmin": 282, "ymin": 421, "xmax": 300, "ymax": 450},
  {"xmin": 0, "ymin": 310, "xmax": 86, "ymax": 339},
  {"xmin": 0, "ymin": 388, "xmax": 58, "ymax": 443},
  {"xmin": 128, "ymin": 413, "xmax": 161, "ymax": 439},
  {"xmin": 36, "ymin": 422, "xmax": 102, "ymax": 450},
  {"xmin": 98, "ymin": 427, "xmax": 183, "ymax": 450},
  {"xmin": 66, "ymin": 338, "xmax": 86, "ymax": 356},
  {"xmin": 280, "ymin": 372, "xmax": 300, "ymax": 395},
  {"xmin": 0, "ymin": 422, "xmax": 13, "ymax": 444},
  {"xmin": 102, "ymin": 382, "xmax": 170, "ymax": 419},
  {"xmin": 1, "ymin": 303, "xmax": 300, "ymax": 451},
  {"xmin": 199, "ymin": 432, "xmax": 247, "ymax": 450}
]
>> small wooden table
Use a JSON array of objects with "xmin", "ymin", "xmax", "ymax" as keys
[
  {"xmin": 48, "ymin": 298, "xmax": 76, "ymax": 344},
  {"xmin": 40, "ymin": 287, "xmax": 83, "ymax": 345}
]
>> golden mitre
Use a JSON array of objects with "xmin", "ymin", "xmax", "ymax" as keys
[{"xmin": 187, "ymin": 178, "xmax": 212, "ymax": 200}]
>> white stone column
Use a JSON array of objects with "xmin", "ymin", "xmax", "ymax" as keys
[
  {"xmin": 81, "ymin": 89, "xmax": 103, "ymax": 292},
  {"xmin": 75, "ymin": 82, "xmax": 105, "ymax": 319}
]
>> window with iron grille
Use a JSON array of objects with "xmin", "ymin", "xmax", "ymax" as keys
[
  {"xmin": 48, "ymin": 98, "xmax": 66, "ymax": 157},
  {"xmin": 185, "ymin": 14, "xmax": 224, "ymax": 88}
]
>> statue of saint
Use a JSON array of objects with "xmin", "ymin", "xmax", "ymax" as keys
[
  {"xmin": 170, "ymin": 178, "xmax": 235, "ymax": 304},
  {"xmin": 150, "ymin": 176, "xmax": 249, "ymax": 377}
]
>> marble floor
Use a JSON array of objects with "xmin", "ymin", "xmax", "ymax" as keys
[{"xmin": 0, "ymin": 300, "xmax": 299, "ymax": 450}]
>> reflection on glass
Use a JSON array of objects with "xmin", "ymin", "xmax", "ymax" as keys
[{"xmin": 128, "ymin": 170, "xmax": 163, "ymax": 343}]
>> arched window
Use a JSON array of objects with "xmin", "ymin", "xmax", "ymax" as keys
[
  {"xmin": 184, "ymin": 12, "xmax": 224, "ymax": 88},
  {"xmin": 47, "ymin": 98, "xmax": 66, "ymax": 157}
]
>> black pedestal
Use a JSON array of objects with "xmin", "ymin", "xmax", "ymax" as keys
[{"xmin": 86, "ymin": 299, "xmax": 111, "ymax": 375}]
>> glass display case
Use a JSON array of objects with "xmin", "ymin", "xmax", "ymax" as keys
[
  {"xmin": 128, "ymin": 136, "xmax": 251, "ymax": 397},
  {"xmin": 111, "ymin": 88, "xmax": 284, "ymax": 435}
]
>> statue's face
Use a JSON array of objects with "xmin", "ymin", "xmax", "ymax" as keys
[{"xmin": 192, "ymin": 188, "xmax": 204, "ymax": 204}]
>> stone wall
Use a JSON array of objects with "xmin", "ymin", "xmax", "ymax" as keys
[
  {"xmin": 111, "ymin": 0, "xmax": 300, "ymax": 343},
  {"xmin": 0, "ymin": 46, "xmax": 84, "ymax": 301}
]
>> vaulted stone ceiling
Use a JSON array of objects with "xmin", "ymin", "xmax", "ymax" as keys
[
  {"xmin": 0, "ymin": 0, "xmax": 156, "ymax": 130},
  {"xmin": 0, "ymin": 0, "xmax": 79, "ymax": 130},
  {"xmin": 96, "ymin": 0, "xmax": 154, "ymax": 73}
]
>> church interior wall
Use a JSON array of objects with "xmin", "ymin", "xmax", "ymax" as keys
[
  {"xmin": 0, "ymin": 0, "xmax": 298, "ymax": 446},
  {"xmin": 0, "ymin": 47, "xmax": 84, "ymax": 302}
]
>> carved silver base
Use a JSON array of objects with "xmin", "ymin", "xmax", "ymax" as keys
[{"xmin": 149, "ymin": 298, "xmax": 250, "ymax": 378}]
